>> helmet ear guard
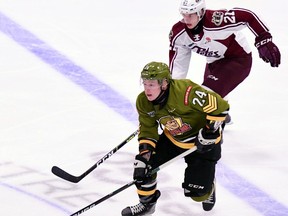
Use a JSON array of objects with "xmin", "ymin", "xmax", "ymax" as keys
[{"xmin": 179, "ymin": 0, "xmax": 206, "ymax": 19}]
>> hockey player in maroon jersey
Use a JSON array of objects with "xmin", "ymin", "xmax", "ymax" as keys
[
  {"xmin": 121, "ymin": 62, "xmax": 229, "ymax": 216},
  {"xmin": 169, "ymin": 0, "xmax": 281, "ymax": 123}
]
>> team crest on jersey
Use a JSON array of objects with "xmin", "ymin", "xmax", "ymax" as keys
[
  {"xmin": 193, "ymin": 34, "xmax": 201, "ymax": 41},
  {"xmin": 212, "ymin": 11, "xmax": 224, "ymax": 26},
  {"xmin": 147, "ymin": 110, "xmax": 156, "ymax": 117},
  {"xmin": 160, "ymin": 116, "xmax": 192, "ymax": 136},
  {"xmin": 168, "ymin": 108, "xmax": 176, "ymax": 113}
]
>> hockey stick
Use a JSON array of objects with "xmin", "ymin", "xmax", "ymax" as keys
[
  {"xmin": 51, "ymin": 130, "xmax": 138, "ymax": 183},
  {"xmin": 70, "ymin": 145, "xmax": 197, "ymax": 216}
]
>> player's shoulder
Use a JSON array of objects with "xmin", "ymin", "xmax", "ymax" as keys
[
  {"xmin": 136, "ymin": 91, "xmax": 152, "ymax": 109},
  {"xmin": 171, "ymin": 20, "xmax": 186, "ymax": 31},
  {"xmin": 136, "ymin": 91, "xmax": 147, "ymax": 102},
  {"xmin": 169, "ymin": 20, "xmax": 186, "ymax": 40},
  {"xmin": 171, "ymin": 79, "xmax": 200, "ymax": 92}
]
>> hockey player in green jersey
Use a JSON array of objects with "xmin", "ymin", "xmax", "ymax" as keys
[{"xmin": 121, "ymin": 62, "xmax": 230, "ymax": 216}]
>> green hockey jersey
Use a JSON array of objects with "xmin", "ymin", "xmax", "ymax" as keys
[{"xmin": 136, "ymin": 79, "xmax": 229, "ymax": 149}]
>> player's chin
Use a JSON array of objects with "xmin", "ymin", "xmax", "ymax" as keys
[
  {"xmin": 146, "ymin": 94, "xmax": 155, "ymax": 101},
  {"xmin": 186, "ymin": 24, "xmax": 194, "ymax": 29},
  {"xmin": 186, "ymin": 23, "xmax": 196, "ymax": 29}
]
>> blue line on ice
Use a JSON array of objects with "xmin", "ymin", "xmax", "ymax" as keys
[{"xmin": 0, "ymin": 11, "xmax": 287, "ymax": 216}]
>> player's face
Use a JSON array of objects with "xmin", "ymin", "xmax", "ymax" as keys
[
  {"xmin": 142, "ymin": 80, "xmax": 162, "ymax": 101},
  {"xmin": 181, "ymin": 13, "xmax": 199, "ymax": 29}
]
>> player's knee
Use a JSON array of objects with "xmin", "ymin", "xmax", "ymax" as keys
[
  {"xmin": 182, "ymin": 182, "xmax": 210, "ymax": 201},
  {"xmin": 190, "ymin": 192, "xmax": 211, "ymax": 202}
]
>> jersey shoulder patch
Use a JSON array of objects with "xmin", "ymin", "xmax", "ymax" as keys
[{"xmin": 203, "ymin": 9, "xmax": 229, "ymax": 28}]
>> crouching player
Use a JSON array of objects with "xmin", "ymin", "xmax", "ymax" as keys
[{"xmin": 122, "ymin": 62, "xmax": 230, "ymax": 216}]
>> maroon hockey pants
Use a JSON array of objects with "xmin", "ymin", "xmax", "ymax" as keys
[{"xmin": 202, "ymin": 53, "xmax": 252, "ymax": 98}]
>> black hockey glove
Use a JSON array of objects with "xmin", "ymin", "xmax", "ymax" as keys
[
  {"xmin": 255, "ymin": 32, "xmax": 281, "ymax": 67},
  {"xmin": 133, "ymin": 154, "xmax": 152, "ymax": 184},
  {"xmin": 195, "ymin": 127, "xmax": 220, "ymax": 153}
]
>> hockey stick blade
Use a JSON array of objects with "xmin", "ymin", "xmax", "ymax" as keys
[
  {"xmin": 51, "ymin": 166, "xmax": 82, "ymax": 183},
  {"xmin": 51, "ymin": 130, "xmax": 138, "ymax": 183}
]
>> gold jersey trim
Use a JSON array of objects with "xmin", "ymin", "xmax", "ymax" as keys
[
  {"xmin": 206, "ymin": 115, "xmax": 226, "ymax": 122},
  {"xmin": 139, "ymin": 139, "xmax": 156, "ymax": 149},
  {"xmin": 164, "ymin": 129, "xmax": 222, "ymax": 148},
  {"xmin": 164, "ymin": 129, "xmax": 195, "ymax": 149},
  {"xmin": 137, "ymin": 189, "xmax": 157, "ymax": 196},
  {"xmin": 203, "ymin": 94, "xmax": 217, "ymax": 113}
]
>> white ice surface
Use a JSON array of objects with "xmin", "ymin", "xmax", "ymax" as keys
[{"xmin": 0, "ymin": 0, "xmax": 287, "ymax": 215}]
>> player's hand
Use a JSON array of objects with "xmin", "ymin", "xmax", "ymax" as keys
[
  {"xmin": 255, "ymin": 32, "xmax": 281, "ymax": 67},
  {"xmin": 133, "ymin": 154, "xmax": 151, "ymax": 184},
  {"xmin": 195, "ymin": 127, "xmax": 220, "ymax": 152}
]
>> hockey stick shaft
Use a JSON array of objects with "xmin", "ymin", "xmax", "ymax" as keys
[
  {"xmin": 70, "ymin": 145, "xmax": 197, "ymax": 216},
  {"xmin": 51, "ymin": 130, "xmax": 138, "ymax": 183}
]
